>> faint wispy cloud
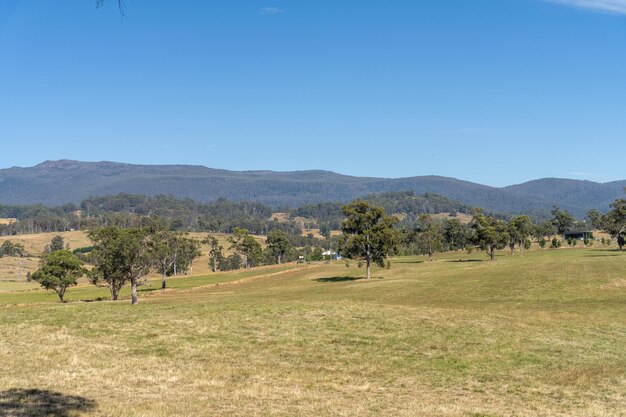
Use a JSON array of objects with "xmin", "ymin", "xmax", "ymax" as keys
[
  {"xmin": 431, "ymin": 127, "xmax": 489, "ymax": 135},
  {"xmin": 260, "ymin": 7, "xmax": 285, "ymax": 15},
  {"xmin": 545, "ymin": 0, "xmax": 626, "ymax": 15}
]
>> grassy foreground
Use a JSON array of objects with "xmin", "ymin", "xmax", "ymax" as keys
[{"xmin": 1, "ymin": 249, "xmax": 625, "ymax": 416}]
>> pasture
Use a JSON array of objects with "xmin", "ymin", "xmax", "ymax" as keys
[{"xmin": 0, "ymin": 248, "xmax": 625, "ymax": 416}]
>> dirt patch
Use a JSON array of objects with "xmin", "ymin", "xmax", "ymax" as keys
[{"xmin": 600, "ymin": 278, "xmax": 626, "ymax": 289}]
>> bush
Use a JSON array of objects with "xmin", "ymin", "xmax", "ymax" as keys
[
  {"xmin": 218, "ymin": 254, "xmax": 243, "ymax": 271},
  {"xmin": 539, "ymin": 238, "xmax": 547, "ymax": 248},
  {"xmin": 551, "ymin": 238, "xmax": 560, "ymax": 249}
]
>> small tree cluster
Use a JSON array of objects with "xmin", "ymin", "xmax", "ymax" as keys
[
  {"xmin": 588, "ymin": 191, "xmax": 626, "ymax": 250},
  {"xmin": 0, "ymin": 240, "xmax": 26, "ymax": 258}
]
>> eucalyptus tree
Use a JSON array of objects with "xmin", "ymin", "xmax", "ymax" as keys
[
  {"xmin": 266, "ymin": 230, "xmax": 294, "ymax": 264},
  {"xmin": 443, "ymin": 218, "xmax": 470, "ymax": 251},
  {"xmin": 551, "ymin": 207, "xmax": 576, "ymax": 236},
  {"xmin": 339, "ymin": 201, "xmax": 399, "ymax": 280},
  {"xmin": 507, "ymin": 215, "xmax": 534, "ymax": 255},
  {"xmin": 471, "ymin": 212, "xmax": 510, "ymax": 261},
  {"xmin": 228, "ymin": 228, "xmax": 262, "ymax": 269},
  {"xmin": 588, "ymin": 190, "xmax": 626, "ymax": 250},
  {"xmin": 203, "ymin": 235, "xmax": 223, "ymax": 273},
  {"xmin": 414, "ymin": 214, "xmax": 445, "ymax": 261},
  {"xmin": 151, "ymin": 231, "xmax": 201, "ymax": 289},
  {"xmin": 30, "ymin": 250, "xmax": 86, "ymax": 302},
  {"xmin": 88, "ymin": 227, "xmax": 154, "ymax": 305}
]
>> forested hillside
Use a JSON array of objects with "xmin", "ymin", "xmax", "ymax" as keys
[
  {"xmin": 0, "ymin": 160, "xmax": 623, "ymax": 216},
  {"xmin": 0, "ymin": 192, "xmax": 468, "ymax": 236}
]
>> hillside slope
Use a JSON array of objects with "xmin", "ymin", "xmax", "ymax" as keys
[{"xmin": 0, "ymin": 160, "xmax": 623, "ymax": 216}]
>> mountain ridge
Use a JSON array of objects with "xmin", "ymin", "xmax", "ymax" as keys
[{"xmin": 0, "ymin": 160, "xmax": 623, "ymax": 217}]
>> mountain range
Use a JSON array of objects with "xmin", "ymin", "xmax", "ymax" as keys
[{"xmin": 0, "ymin": 160, "xmax": 624, "ymax": 217}]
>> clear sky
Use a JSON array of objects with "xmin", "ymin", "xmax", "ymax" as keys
[{"xmin": 1, "ymin": 0, "xmax": 625, "ymax": 186}]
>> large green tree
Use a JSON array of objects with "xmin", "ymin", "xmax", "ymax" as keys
[
  {"xmin": 507, "ymin": 215, "xmax": 534, "ymax": 255},
  {"xmin": 551, "ymin": 207, "xmax": 576, "ymax": 236},
  {"xmin": 151, "ymin": 231, "xmax": 201, "ymax": 289},
  {"xmin": 413, "ymin": 214, "xmax": 445, "ymax": 261},
  {"xmin": 266, "ymin": 230, "xmax": 294, "ymax": 264},
  {"xmin": 30, "ymin": 250, "xmax": 86, "ymax": 302},
  {"xmin": 228, "ymin": 228, "xmax": 262, "ymax": 269},
  {"xmin": 339, "ymin": 201, "xmax": 399, "ymax": 279},
  {"xmin": 471, "ymin": 213, "xmax": 509, "ymax": 261},
  {"xmin": 443, "ymin": 218, "xmax": 470, "ymax": 251},
  {"xmin": 88, "ymin": 227, "xmax": 154, "ymax": 304}
]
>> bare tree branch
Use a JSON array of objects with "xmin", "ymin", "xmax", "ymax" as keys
[{"xmin": 95, "ymin": 0, "xmax": 126, "ymax": 15}]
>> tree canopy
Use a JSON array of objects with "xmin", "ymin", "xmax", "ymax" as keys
[
  {"xmin": 30, "ymin": 250, "xmax": 86, "ymax": 302},
  {"xmin": 340, "ymin": 201, "xmax": 399, "ymax": 279}
]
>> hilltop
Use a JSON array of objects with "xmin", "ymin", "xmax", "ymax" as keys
[{"xmin": 1, "ymin": 160, "xmax": 624, "ymax": 216}]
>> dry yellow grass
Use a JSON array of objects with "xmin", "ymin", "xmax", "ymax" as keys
[
  {"xmin": 269, "ymin": 212, "xmax": 290, "ymax": 222},
  {"xmin": 431, "ymin": 212, "xmax": 473, "ymax": 223},
  {"xmin": 0, "ymin": 218, "xmax": 16, "ymax": 226},
  {"xmin": 0, "ymin": 249, "xmax": 625, "ymax": 416},
  {"xmin": 1, "ymin": 231, "xmax": 92, "ymax": 255}
]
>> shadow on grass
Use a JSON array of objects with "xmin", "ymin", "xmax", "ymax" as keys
[
  {"xmin": 445, "ymin": 259, "xmax": 485, "ymax": 263},
  {"xmin": 393, "ymin": 260, "xmax": 425, "ymax": 264},
  {"xmin": 314, "ymin": 276, "xmax": 363, "ymax": 283},
  {"xmin": 0, "ymin": 388, "xmax": 97, "ymax": 417}
]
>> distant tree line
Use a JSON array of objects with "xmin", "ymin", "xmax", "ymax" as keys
[
  {"xmin": 0, "ymin": 191, "xmax": 472, "ymax": 237},
  {"xmin": 25, "ymin": 189, "xmax": 626, "ymax": 304}
]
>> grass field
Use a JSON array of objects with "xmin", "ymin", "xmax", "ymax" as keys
[{"xmin": 1, "ymin": 248, "xmax": 625, "ymax": 416}]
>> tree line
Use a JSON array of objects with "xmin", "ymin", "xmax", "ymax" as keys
[
  {"xmin": 0, "ymin": 191, "xmax": 473, "ymax": 237},
  {"xmin": 22, "ymin": 188, "xmax": 626, "ymax": 304}
]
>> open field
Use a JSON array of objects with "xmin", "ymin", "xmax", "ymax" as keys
[{"xmin": 1, "ymin": 248, "xmax": 625, "ymax": 416}]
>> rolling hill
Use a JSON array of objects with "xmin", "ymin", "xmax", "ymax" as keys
[{"xmin": 0, "ymin": 160, "xmax": 623, "ymax": 216}]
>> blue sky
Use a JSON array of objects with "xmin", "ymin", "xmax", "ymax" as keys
[{"xmin": 1, "ymin": 0, "xmax": 625, "ymax": 186}]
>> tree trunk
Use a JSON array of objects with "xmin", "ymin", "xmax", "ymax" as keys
[
  {"xmin": 111, "ymin": 284, "xmax": 119, "ymax": 301},
  {"xmin": 212, "ymin": 257, "xmax": 217, "ymax": 273},
  {"xmin": 365, "ymin": 258, "xmax": 371, "ymax": 280},
  {"xmin": 277, "ymin": 254, "xmax": 282, "ymax": 265},
  {"xmin": 131, "ymin": 278, "xmax": 138, "ymax": 305},
  {"xmin": 162, "ymin": 272, "xmax": 167, "ymax": 290},
  {"xmin": 489, "ymin": 246, "xmax": 495, "ymax": 261}
]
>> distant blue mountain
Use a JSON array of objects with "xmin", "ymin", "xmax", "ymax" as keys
[{"xmin": 0, "ymin": 160, "xmax": 623, "ymax": 217}]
